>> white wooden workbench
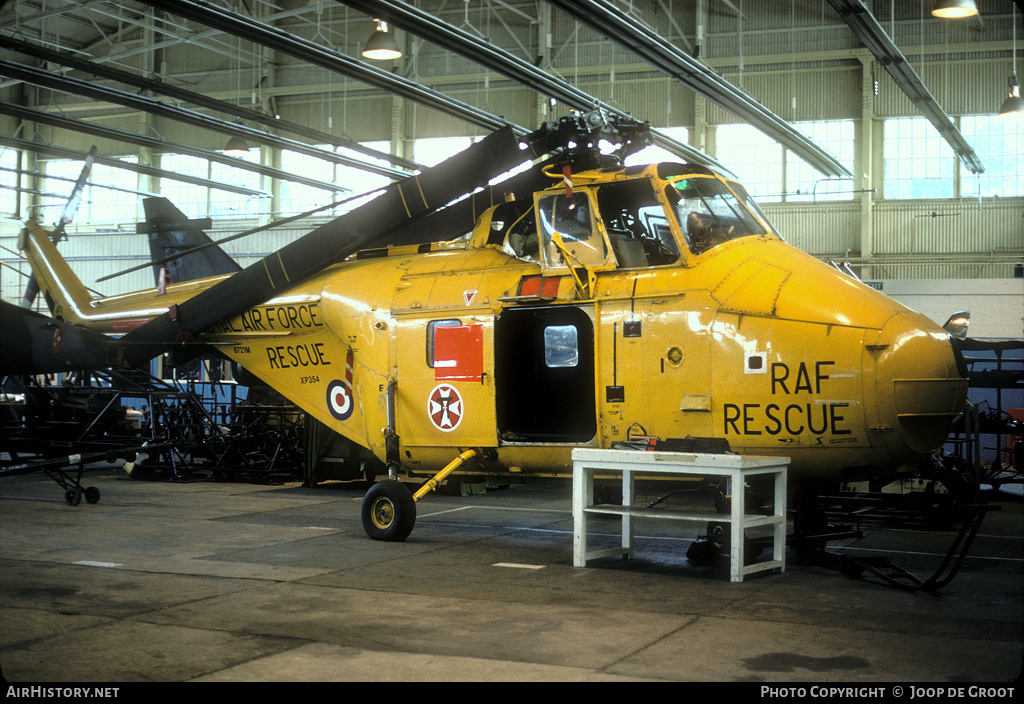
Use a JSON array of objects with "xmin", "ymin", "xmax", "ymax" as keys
[{"xmin": 571, "ymin": 447, "xmax": 789, "ymax": 582}]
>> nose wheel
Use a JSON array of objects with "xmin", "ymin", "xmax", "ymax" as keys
[
  {"xmin": 360, "ymin": 449, "xmax": 483, "ymax": 542},
  {"xmin": 361, "ymin": 479, "xmax": 417, "ymax": 542}
]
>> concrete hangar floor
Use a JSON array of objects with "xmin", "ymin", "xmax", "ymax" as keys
[{"xmin": 0, "ymin": 462, "xmax": 1020, "ymax": 683}]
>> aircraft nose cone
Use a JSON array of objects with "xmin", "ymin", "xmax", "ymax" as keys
[{"xmin": 872, "ymin": 311, "xmax": 968, "ymax": 457}]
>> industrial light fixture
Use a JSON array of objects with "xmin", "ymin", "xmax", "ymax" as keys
[
  {"xmin": 362, "ymin": 20, "xmax": 402, "ymax": 60},
  {"xmin": 931, "ymin": 0, "xmax": 979, "ymax": 18},
  {"xmin": 224, "ymin": 136, "xmax": 250, "ymax": 156},
  {"xmin": 1000, "ymin": 8, "xmax": 1024, "ymax": 119},
  {"xmin": 1000, "ymin": 76, "xmax": 1024, "ymax": 118}
]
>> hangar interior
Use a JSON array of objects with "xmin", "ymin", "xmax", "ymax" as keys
[
  {"xmin": 1, "ymin": 0, "xmax": 1022, "ymax": 308},
  {"xmin": 0, "ymin": 0, "xmax": 1023, "ymax": 684},
  {"xmin": 2, "ymin": 0, "xmax": 1021, "ymax": 465}
]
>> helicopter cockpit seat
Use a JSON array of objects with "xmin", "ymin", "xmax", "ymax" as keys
[{"xmin": 608, "ymin": 233, "xmax": 649, "ymax": 268}]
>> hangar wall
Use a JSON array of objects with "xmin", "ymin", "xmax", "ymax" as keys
[
  {"xmin": 0, "ymin": 0, "xmax": 1021, "ymax": 307},
  {"xmin": 880, "ymin": 278, "xmax": 1024, "ymax": 340}
]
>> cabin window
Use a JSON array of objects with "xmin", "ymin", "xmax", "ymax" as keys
[
  {"xmin": 595, "ymin": 179, "xmax": 680, "ymax": 267},
  {"xmin": 537, "ymin": 192, "xmax": 607, "ymax": 268},
  {"xmin": 491, "ymin": 200, "xmax": 538, "ymax": 258},
  {"xmin": 543, "ymin": 325, "xmax": 579, "ymax": 368},
  {"xmin": 668, "ymin": 176, "xmax": 769, "ymax": 255},
  {"xmin": 426, "ymin": 319, "xmax": 461, "ymax": 368}
]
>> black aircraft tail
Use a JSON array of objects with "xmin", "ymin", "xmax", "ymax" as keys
[
  {"xmin": 0, "ymin": 300, "xmax": 121, "ymax": 375},
  {"xmin": 137, "ymin": 197, "xmax": 241, "ymax": 287}
]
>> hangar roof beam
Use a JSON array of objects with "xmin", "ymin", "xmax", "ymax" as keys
[
  {"xmin": 543, "ymin": 0, "xmax": 854, "ymax": 179},
  {"xmin": 0, "ymin": 34, "xmax": 420, "ymax": 173},
  {"xmin": 0, "ymin": 101, "xmax": 343, "ymax": 194},
  {"xmin": 133, "ymin": 0, "xmax": 524, "ymax": 137},
  {"xmin": 825, "ymin": 0, "xmax": 984, "ymax": 174},
  {"xmin": 337, "ymin": 0, "xmax": 729, "ymax": 173}
]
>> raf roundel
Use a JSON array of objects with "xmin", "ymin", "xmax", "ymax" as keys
[{"xmin": 326, "ymin": 379, "xmax": 354, "ymax": 421}]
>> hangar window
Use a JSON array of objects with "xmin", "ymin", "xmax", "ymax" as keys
[
  {"xmin": 414, "ymin": 137, "xmax": 474, "ymax": 167},
  {"xmin": 159, "ymin": 154, "xmax": 212, "ymax": 219},
  {"xmin": 960, "ymin": 115, "xmax": 1024, "ymax": 198},
  {"xmin": 87, "ymin": 160, "xmax": 141, "ymax": 223},
  {"xmin": 38, "ymin": 158, "xmax": 140, "ymax": 225},
  {"xmin": 210, "ymin": 150, "xmax": 261, "ymax": 219},
  {"xmin": 715, "ymin": 124, "xmax": 783, "ymax": 203},
  {"xmin": 883, "ymin": 117, "xmax": 955, "ymax": 199},
  {"xmin": 788, "ymin": 121, "xmax": 855, "ymax": 202},
  {"xmin": 280, "ymin": 142, "xmax": 390, "ymax": 217}
]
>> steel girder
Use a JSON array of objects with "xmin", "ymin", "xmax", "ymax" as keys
[
  {"xmin": 825, "ymin": 0, "xmax": 983, "ymax": 174},
  {"xmin": 0, "ymin": 34, "xmax": 419, "ymax": 173},
  {"xmin": 133, "ymin": 0, "xmax": 523, "ymax": 137},
  {"xmin": 543, "ymin": 0, "xmax": 853, "ymax": 179},
  {"xmin": 337, "ymin": 0, "xmax": 730, "ymax": 173},
  {"xmin": 0, "ymin": 136, "xmax": 264, "ymax": 197},
  {"xmin": 0, "ymin": 101, "xmax": 342, "ymax": 194},
  {"xmin": 0, "ymin": 58, "xmax": 413, "ymax": 181}
]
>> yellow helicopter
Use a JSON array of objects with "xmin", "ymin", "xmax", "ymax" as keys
[{"xmin": 7, "ymin": 111, "xmax": 968, "ymax": 542}]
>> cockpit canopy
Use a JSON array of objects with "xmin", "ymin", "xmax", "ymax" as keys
[
  {"xmin": 493, "ymin": 162, "xmax": 778, "ymax": 269},
  {"xmin": 668, "ymin": 174, "xmax": 775, "ymax": 255}
]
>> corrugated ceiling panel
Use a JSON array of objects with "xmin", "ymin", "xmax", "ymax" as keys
[{"xmin": 874, "ymin": 58, "xmax": 1015, "ymax": 118}]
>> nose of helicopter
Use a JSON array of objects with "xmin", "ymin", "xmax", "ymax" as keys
[{"xmin": 872, "ymin": 311, "xmax": 968, "ymax": 458}]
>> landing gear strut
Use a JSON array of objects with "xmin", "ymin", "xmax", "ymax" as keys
[
  {"xmin": 362, "ymin": 479, "xmax": 417, "ymax": 541},
  {"xmin": 360, "ymin": 449, "xmax": 483, "ymax": 542}
]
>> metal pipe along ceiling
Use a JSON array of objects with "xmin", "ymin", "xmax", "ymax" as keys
[
  {"xmin": 825, "ymin": 0, "xmax": 984, "ymax": 174},
  {"xmin": 0, "ymin": 102, "xmax": 340, "ymax": 194},
  {"xmin": 336, "ymin": 0, "xmax": 729, "ymax": 173},
  {"xmin": 133, "ymin": 0, "xmax": 522, "ymax": 136},
  {"xmin": 0, "ymin": 58, "xmax": 402, "ymax": 182},
  {"xmin": 0, "ymin": 136, "xmax": 265, "ymax": 197},
  {"xmin": 542, "ymin": 0, "xmax": 854, "ymax": 179},
  {"xmin": 0, "ymin": 34, "xmax": 420, "ymax": 173}
]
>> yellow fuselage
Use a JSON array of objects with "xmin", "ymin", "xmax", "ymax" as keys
[{"xmin": 22, "ymin": 163, "xmax": 967, "ymax": 487}]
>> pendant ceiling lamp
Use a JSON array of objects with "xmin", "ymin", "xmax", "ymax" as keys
[
  {"xmin": 1000, "ymin": 7, "xmax": 1023, "ymax": 118},
  {"xmin": 362, "ymin": 20, "xmax": 401, "ymax": 60},
  {"xmin": 931, "ymin": 0, "xmax": 979, "ymax": 19},
  {"xmin": 224, "ymin": 135, "xmax": 250, "ymax": 155}
]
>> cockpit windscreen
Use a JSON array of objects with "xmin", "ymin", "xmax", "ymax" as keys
[{"xmin": 668, "ymin": 176, "xmax": 773, "ymax": 255}]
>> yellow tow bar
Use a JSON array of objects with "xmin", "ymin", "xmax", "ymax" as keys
[{"xmin": 412, "ymin": 449, "xmax": 480, "ymax": 502}]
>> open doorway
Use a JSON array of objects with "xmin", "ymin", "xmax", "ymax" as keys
[{"xmin": 494, "ymin": 306, "xmax": 596, "ymax": 442}]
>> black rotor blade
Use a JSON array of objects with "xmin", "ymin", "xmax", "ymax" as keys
[
  {"xmin": 22, "ymin": 146, "xmax": 97, "ymax": 309},
  {"xmin": 0, "ymin": 300, "xmax": 120, "ymax": 375},
  {"xmin": 119, "ymin": 127, "xmax": 526, "ymax": 366}
]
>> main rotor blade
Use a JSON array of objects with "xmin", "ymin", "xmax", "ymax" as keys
[{"xmin": 119, "ymin": 127, "xmax": 526, "ymax": 366}]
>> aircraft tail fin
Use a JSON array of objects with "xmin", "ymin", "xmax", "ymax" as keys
[
  {"xmin": 18, "ymin": 220, "xmax": 98, "ymax": 326},
  {"xmin": 137, "ymin": 197, "xmax": 241, "ymax": 287},
  {"xmin": 0, "ymin": 300, "xmax": 121, "ymax": 374}
]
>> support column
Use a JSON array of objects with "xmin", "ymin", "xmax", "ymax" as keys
[{"xmin": 857, "ymin": 51, "xmax": 876, "ymax": 280}]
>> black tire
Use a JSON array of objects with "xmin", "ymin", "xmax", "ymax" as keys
[
  {"xmin": 65, "ymin": 489, "xmax": 81, "ymax": 506},
  {"xmin": 361, "ymin": 479, "xmax": 416, "ymax": 542},
  {"xmin": 84, "ymin": 487, "xmax": 101, "ymax": 504}
]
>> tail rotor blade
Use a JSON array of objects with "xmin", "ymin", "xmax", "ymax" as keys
[{"xmin": 21, "ymin": 146, "xmax": 97, "ymax": 309}]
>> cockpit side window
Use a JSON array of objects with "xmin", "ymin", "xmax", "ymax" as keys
[
  {"xmin": 669, "ymin": 177, "xmax": 769, "ymax": 255},
  {"xmin": 595, "ymin": 179, "xmax": 680, "ymax": 267},
  {"xmin": 537, "ymin": 192, "xmax": 607, "ymax": 268},
  {"xmin": 493, "ymin": 201, "xmax": 540, "ymax": 261}
]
